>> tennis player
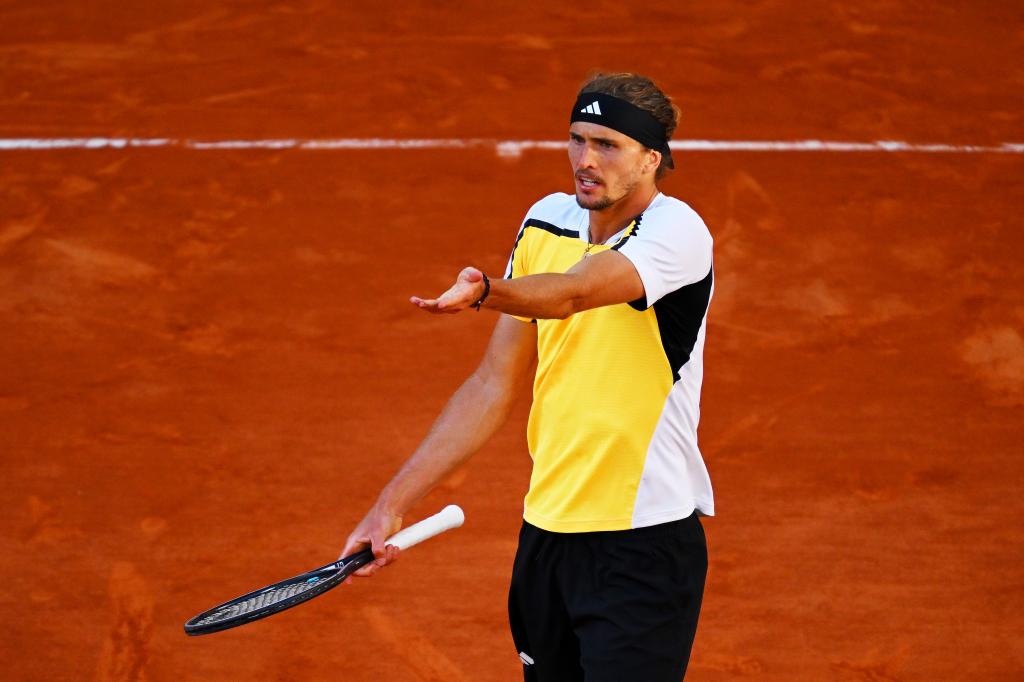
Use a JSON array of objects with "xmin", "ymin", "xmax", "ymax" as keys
[{"xmin": 343, "ymin": 72, "xmax": 714, "ymax": 681}]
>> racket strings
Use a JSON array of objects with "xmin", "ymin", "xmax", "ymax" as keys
[{"xmin": 194, "ymin": 577, "xmax": 326, "ymax": 626}]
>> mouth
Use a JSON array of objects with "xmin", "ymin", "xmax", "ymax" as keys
[{"xmin": 576, "ymin": 175, "xmax": 601, "ymax": 191}]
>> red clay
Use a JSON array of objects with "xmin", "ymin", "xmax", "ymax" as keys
[{"xmin": 1, "ymin": 3, "xmax": 1022, "ymax": 680}]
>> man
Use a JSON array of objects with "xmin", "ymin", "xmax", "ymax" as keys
[{"xmin": 342, "ymin": 72, "xmax": 714, "ymax": 681}]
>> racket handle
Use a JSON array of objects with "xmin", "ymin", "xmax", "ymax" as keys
[{"xmin": 386, "ymin": 504, "xmax": 465, "ymax": 551}]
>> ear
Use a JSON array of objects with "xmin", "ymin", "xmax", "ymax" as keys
[{"xmin": 643, "ymin": 148, "xmax": 662, "ymax": 176}]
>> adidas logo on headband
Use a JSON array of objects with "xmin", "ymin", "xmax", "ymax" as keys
[{"xmin": 570, "ymin": 92, "xmax": 675, "ymax": 169}]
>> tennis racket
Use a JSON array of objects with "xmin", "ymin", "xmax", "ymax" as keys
[{"xmin": 184, "ymin": 504, "xmax": 465, "ymax": 636}]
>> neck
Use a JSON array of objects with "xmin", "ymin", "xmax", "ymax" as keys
[{"xmin": 588, "ymin": 184, "xmax": 659, "ymax": 244}]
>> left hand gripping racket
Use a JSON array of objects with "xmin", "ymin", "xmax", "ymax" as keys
[{"xmin": 184, "ymin": 504, "xmax": 465, "ymax": 636}]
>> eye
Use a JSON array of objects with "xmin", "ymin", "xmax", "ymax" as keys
[
  {"xmin": 598, "ymin": 140, "xmax": 615, "ymax": 149},
  {"xmin": 569, "ymin": 134, "xmax": 584, "ymax": 145}
]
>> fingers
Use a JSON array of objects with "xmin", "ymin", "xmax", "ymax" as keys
[
  {"xmin": 410, "ymin": 295, "xmax": 445, "ymax": 312},
  {"xmin": 370, "ymin": 544, "xmax": 402, "ymax": 569},
  {"xmin": 348, "ymin": 544, "xmax": 400, "ymax": 580},
  {"xmin": 410, "ymin": 267, "xmax": 486, "ymax": 314},
  {"xmin": 458, "ymin": 267, "xmax": 483, "ymax": 284},
  {"xmin": 341, "ymin": 508, "xmax": 404, "ymax": 584},
  {"xmin": 340, "ymin": 536, "xmax": 367, "ymax": 561},
  {"xmin": 340, "ymin": 535, "xmax": 369, "ymax": 584},
  {"xmin": 410, "ymin": 296, "xmax": 463, "ymax": 313}
]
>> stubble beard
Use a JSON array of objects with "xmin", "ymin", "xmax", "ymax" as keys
[
  {"xmin": 575, "ymin": 193, "xmax": 614, "ymax": 211},
  {"xmin": 575, "ymin": 176, "xmax": 639, "ymax": 212}
]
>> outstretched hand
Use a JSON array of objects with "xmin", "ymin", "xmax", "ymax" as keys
[{"xmin": 411, "ymin": 267, "xmax": 487, "ymax": 313}]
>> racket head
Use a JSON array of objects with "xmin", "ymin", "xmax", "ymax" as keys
[{"xmin": 183, "ymin": 548, "xmax": 375, "ymax": 636}]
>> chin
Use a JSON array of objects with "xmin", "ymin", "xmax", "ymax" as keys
[{"xmin": 575, "ymin": 192, "xmax": 614, "ymax": 211}]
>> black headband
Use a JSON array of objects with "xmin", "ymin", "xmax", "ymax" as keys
[{"xmin": 570, "ymin": 92, "xmax": 674, "ymax": 169}]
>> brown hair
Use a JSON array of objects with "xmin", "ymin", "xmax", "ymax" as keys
[{"xmin": 578, "ymin": 72, "xmax": 680, "ymax": 178}]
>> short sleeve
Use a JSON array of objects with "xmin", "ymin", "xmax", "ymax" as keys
[{"xmin": 615, "ymin": 200, "xmax": 713, "ymax": 309}]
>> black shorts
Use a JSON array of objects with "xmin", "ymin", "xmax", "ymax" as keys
[{"xmin": 508, "ymin": 513, "xmax": 707, "ymax": 682}]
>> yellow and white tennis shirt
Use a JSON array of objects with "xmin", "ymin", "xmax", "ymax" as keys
[{"xmin": 504, "ymin": 192, "xmax": 714, "ymax": 533}]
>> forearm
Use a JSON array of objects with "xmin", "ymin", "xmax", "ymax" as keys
[
  {"xmin": 378, "ymin": 369, "xmax": 518, "ymax": 515},
  {"xmin": 483, "ymin": 273, "xmax": 583, "ymax": 320}
]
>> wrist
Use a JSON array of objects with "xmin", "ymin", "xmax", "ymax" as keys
[
  {"xmin": 377, "ymin": 486, "xmax": 406, "ymax": 517},
  {"xmin": 470, "ymin": 272, "xmax": 490, "ymax": 311}
]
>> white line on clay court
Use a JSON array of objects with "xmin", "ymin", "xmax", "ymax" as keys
[{"xmin": 0, "ymin": 138, "xmax": 1021, "ymax": 155}]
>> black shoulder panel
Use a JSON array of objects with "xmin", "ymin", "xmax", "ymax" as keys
[
  {"xmin": 505, "ymin": 224, "xmax": 528, "ymax": 279},
  {"xmin": 610, "ymin": 212, "xmax": 644, "ymax": 251},
  {"xmin": 652, "ymin": 266, "xmax": 713, "ymax": 383},
  {"xmin": 523, "ymin": 219, "xmax": 580, "ymax": 239}
]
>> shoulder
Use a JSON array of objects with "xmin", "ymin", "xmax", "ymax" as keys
[
  {"xmin": 523, "ymin": 192, "xmax": 584, "ymax": 230},
  {"xmin": 617, "ymin": 194, "xmax": 714, "ymax": 304},
  {"xmin": 640, "ymin": 194, "xmax": 712, "ymax": 248}
]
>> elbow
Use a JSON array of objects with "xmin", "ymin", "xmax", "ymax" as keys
[{"xmin": 472, "ymin": 367, "xmax": 516, "ymax": 406}]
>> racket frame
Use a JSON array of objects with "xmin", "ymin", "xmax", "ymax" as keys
[
  {"xmin": 183, "ymin": 549, "xmax": 373, "ymax": 636},
  {"xmin": 183, "ymin": 504, "xmax": 464, "ymax": 636}
]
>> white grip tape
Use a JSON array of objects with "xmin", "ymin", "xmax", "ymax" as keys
[{"xmin": 385, "ymin": 504, "xmax": 465, "ymax": 551}]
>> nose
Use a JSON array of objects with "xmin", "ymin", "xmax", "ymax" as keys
[{"xmin": 575, "ymin": 143, "xmax": 597, "ymax": 172}]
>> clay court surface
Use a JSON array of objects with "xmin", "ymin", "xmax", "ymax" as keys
[{"xmin": 2, "ymin": 2, "xmax": 1023, "ymax": 680}]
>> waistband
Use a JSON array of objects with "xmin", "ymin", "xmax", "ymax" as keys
[{"xmin": 522, "ymin": 511, "xmax": 701, "ymax": 542}]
